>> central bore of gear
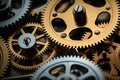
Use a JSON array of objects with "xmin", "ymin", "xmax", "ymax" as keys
[
  {"xmin": 23, "ymin": 37, "xmax": 31, "ymax": 46},
  {"xmin": 18, "ymin": 33, "xmax": 36, "ymax": 49}
]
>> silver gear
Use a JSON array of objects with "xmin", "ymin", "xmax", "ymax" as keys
[
  {"xmin": 0, "ymin": 0, "xmax": 31, "ymax": 27},
  {"xmin": 31, "ymin": 56, "xmax": 105, "ymax": 80}
]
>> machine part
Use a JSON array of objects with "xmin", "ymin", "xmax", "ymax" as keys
[
  {"xmin": 42, "ymin": 0, "xmax": 120, "ymax": 48},
  {"xmin": 0, "ymin": 37, "xmax": 10, "ymax": 77},
  {"xmin": 11, "ymin": 44, "xmax": 56, "ymax": 71},
  {"xmin": 112, "ymin": 42, "xmax": 120, "ymax": 70},
  {"xmin": 30, "ymin": 0, "xmax": 49, "ymax": 16},
  {"xmin": 92, "ymin": 45, "xmax": 120, "ymax": 79},
  {"xmin": 0, "ymin": 0, "xmax": 31, "ymax": 28},
  {"xmin": 8, "ymin": 23, "xmax": 49, "ymax": 60},
  {"xmin": 31, "ymin": 56, "xmax": 105, "ymax": 80}
]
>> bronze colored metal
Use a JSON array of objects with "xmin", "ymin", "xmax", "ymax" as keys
[{"xmin": 42, "ymin": 0, "xmax": 120, "ymax": 48}]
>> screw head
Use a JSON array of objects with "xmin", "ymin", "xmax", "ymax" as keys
[
  {"xmin": 61, "ymin": 33, "xmax": 67, "ymax": 38},
  {"xmin": 94, "ymin": 30, "xmax": 100, "ymax": 35}
]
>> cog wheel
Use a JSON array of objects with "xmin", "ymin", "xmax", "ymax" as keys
[
  {"xmin": 11, "ymin": 44, "xmax": 56, "ymax": 71},
  {"xmin": 92, "ymin": 45, "xmax": 120, "ymax": 80},
  {"xmin": 0, "ymin": 0, "xmax": 31, "ymax": 28},
  {"xmin": 31, "ymin": 56, "xmax": 105, "ymax": 80},
  {"xmin": 8, "ymin": 23, "xmax": 49, "ymax": 60},
  {"xmin": 112, "ymin": 41, "xmax": 120, "ymax": 71},
  {"xmin": 0, "ymin": 37, "xmax": 10, "ymax": 77},
  {"xmin": 42, "ymin": 0, "xmax": 120, "ymax": 48}
]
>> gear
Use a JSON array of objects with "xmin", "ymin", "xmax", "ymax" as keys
[
  {"xmin": 11, "ymin": 44, "xmax": 56, "ymax": 71},
  {"xmin": 0, "ymin": 37, "xmax": 10, "ymax": 77},
  {"xmin": 8, "ymin": 23, "xmax": 49, "ymax": 60},
  {"xmin": 31, "ymin": 56, "xmax": 105, "ymax": 80},
  {"xmin": 42, "ymin": 0, "xmax": 120, "ymax": 48},
  {"xmin": 112, "ymin": 41, "xmax": 120, "ymax": 71},
  {"xmin": 92, "ymin": 45, "xmax": 120, "ymax": 79},
  {"xmin": 0, "ymin": 0, "xmax": 31, "ymax": 28}
]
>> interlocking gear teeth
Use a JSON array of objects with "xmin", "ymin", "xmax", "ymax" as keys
[
  {"xmin": 31, "ymin": 56, "xmax": 105, "ymax": 80},
  {"xmin": 0, "ymin": 0, "xmax": 32, "ymax": 28},
  {"xmin": 0, "ymin": 37, "xmax": 10, "ymax": 77},
  {"xmin": 8, "ymin": 22, "xmax": 49, "ymax": 60},
  {"xmin": 92, "ymin": 45, "xmax": 120, "ymax": 80},
  {"xmin": 11, "ymin": 44, "xmax": 56, "ymax": 71},
  {"xmin": 42, "ymin": 0, "xmax": 120, "ymax": 49}
]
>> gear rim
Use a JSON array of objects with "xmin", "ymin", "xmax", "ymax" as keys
[
  {"xmin": 42, "ymin": 0, "xmax": 120, "ymax": 48},
  {"xmin": 31, "ymin": 56, "xmax": 105, "ymax": 80},
  {"xmin": 0, "ymin": 0, "xmax": 32, "ymax": 28},
  {"xmin": 8, "ymin": 23, "xmax": 49, "ymax": 60}
]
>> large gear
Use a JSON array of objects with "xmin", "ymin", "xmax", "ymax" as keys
[
  {"xmin": 92, "ymin": 45, "xmax": 120, "ymax": 80},
  {"xmin": 0, "ymin": 0, "xmax": 31, "ymax": 28},
  {"xmin": 42, "ymin": 0, "xmax": 120, "ymax": 48},
  {"xmin": 31, "ymin": 56, "xmax": 105, "ymax": 80},
  {"xmin": 0, "ymin": 37, "xmax": 10, "ymax": 77},
  {"xmin": 8, "ymin": 23, "xmax": 49, "ymax": 60},
  {"xmin": 11, "ymin": 44, "xmax": 56, "ymax": 71}
]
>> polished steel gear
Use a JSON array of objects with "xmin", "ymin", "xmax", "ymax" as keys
[
  {"xmin": 31, "ymin": 56, "xmax": 105, "ymax": 80},
  {"xmin": 0, "ymin": 37, "xmax": 10, "ymax": 77},
  {"xmin": 11, "ymin": 44, "xmax": 56, "ymax": 71},
  {"xmin": 92, "ymin": 45, "xmax": 120, "ymax": 80},
  {"xmin": 0, "ymin": 0, "xmax": 31, "ymax": 28},
  {"xmin": 42, "ymin": 0, "xmax": 120, "ymax": 48},
  {"xmin": 8, "ymin": 23, "xmax": 49, "ymax": 60}
]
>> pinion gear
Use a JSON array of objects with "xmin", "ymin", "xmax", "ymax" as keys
[
  {"xmin": 42, "ymin": 0, "xmax": 120, "ymax": 48},
  {"xmin": 8, "ymin": 23, "xmax": 49, "ymax": 60},
  {"xmin": 0, "ymin": 0, "xmax": 31, "ymax": 28},
  {"xmin": 0, "ymin": 37, "xmax": 10, "ymax": 77},
  {"xmin": 31, "ymin": 56, "xmax": 105, "ymax": 80},
  {"xmin": 92, "ymin": 45, "xmax": 120, "ymax": 80}
]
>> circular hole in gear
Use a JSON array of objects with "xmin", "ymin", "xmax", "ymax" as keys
[
  {"xmin": 52, "ymin": 18, "xmax": 67, "ymax": 32},
  {"xmin": 69, "ymin": 28, "xmax": 92, "ymax": 40}
]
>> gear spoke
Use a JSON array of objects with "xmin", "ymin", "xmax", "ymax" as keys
[
  {"xmin": 32, "ymin": 26, "xmax": 38, "ymax": 35},
  {"xmin": 17, "ymin": 49, "xmax": 22, "ymax": 55},
  {"xmin": 36, "ymin": 34, "xmax": 45, "ymax": 39},
  {"xmin": 36, "ymin": 41, "xmax": 46, "ymax": 45},
  {"xmin": 20, "ymin": 28, "xmax": 26, "ymax": 34},
  {"xmin": 11, "ymin": 8, "xmax": 19, "ymax": 14},
  {"xmin": 64, "ymin": 62, "xmax": 72, "ymax": 74}
]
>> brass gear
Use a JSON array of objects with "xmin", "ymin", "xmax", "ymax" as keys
[
  {"xmin": 0, "ymin": 37, "xmax": 10, "ymax": 77},
  {"xmin": 112, "ymin": 41, "xmax": 120, "ymax": 71},
  {"xmin": 8, "ymin": 23, "xmax": 49, "ymax": 60},
  {"xmin": 92, "ymin": 45, "xmax": 120, "ymax": 80},
  {"xmin": 42, "ymin": 0, "xmax": 120, "ymax": 48},
  {"xmin": 11, "ymin": 44, "xmax": 56, "ymax": 71}
]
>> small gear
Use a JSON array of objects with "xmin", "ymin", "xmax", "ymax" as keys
[
  {"xmin": 92, "ymin": 45, "xmax": 120, "ymax": 79},
  {"xmin": 42, "ymin": 0, "xmax": 120, "ymax": 48},
  {"xmin": 31, "ymin": 56, "xmax": 105, "ymax": 80},
  {"xmin": 112, "ymin": 42, "xmax": 120, "ymax": 70},
  {"xmin": 8, "ymin": 23, "xmax": 49, "ymax": 60},
  {"xmin": 0, "ymin": 0, "xmax": 32, "ymax": 28},
  {"xmin": 11, "ymin": 44, "xmax": 56, "ymax": 71},
  {"xmin": 0, "ymin": 37, "xmax": 10, "ymax": 77}
]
